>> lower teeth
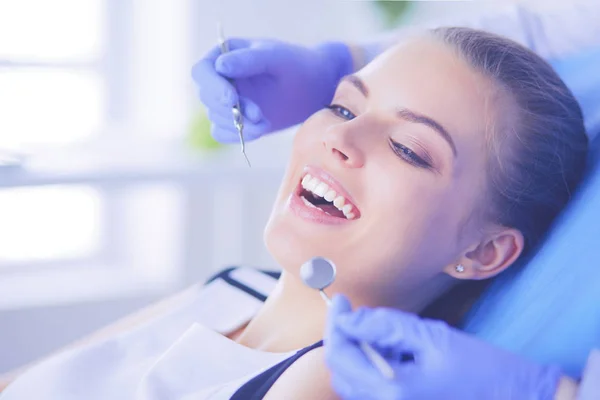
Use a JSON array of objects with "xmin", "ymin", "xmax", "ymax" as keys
[
  {"xmin": 301, "ymin": 195, "xmax": 347, "ymax": 218},
  {"xmin": 300, "ymin": 195, "xmax": 320, "ymax": 210}
]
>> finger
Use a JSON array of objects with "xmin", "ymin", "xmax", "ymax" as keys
[
  {"xmin": 331, "ymin": 375, "xmax": 382, "ymax": 400},
  {"xmin": 211, "ymin": 126, "xmax": 246, "ymax": 144},
  {"xmin": 330, "ymin": 294, "xmax": 353, "ymax": 317},
  {"xmin": 330, "ymin": 375, "xmax": 357, "ymax": 400},
  {"xmin": 325, "ymin": 323, "xmax": 373, "ymax": 373},
  {"xmin": 325, "ymin": 294, "xmax": 352, "ymax": 345},
  {"xmin": 194, "ymin": 45, "xmax": 223, "ymax": 66},
  {"xmin": 192, "ymin": 39, "xmax": 251, "ymax": 70},
  {"xmin": 330, "ymin": 352, "xmax": 403, "ymax": 400},
  {"xmin": 326, "ymin": 322, "xmax": 421, "ymax": 400},
  {"xmin": 207, "ymin": 107, "xmax": 268, "ymax": 137},
  {"xmin": 197, "ymin": 87, "xmax": 237, "ymax": 114},
  {"xmin": 222, "ymin": 37, "xmax": 251, "ymax": 51},
  {"xmin": 209, "ymin": 124, "xmax": 266, "ymax": 144},
  {"xmin": 215, "ymin": 47, "xmax": 272, "ymax": 78},
  {"xmin": 208, "ymin": 112, "xmax": 268, "ymax": 143},
  {"xmin": 325, "ymin": 325, "xmax": 386, "ymax": 390},
  {"xmin": 193, "ymin": 56, "xmax": 238, "ymax": 108},
  {"xmin": 336, "ymin": 308, "xmax": 420, "ymax": 349},
  {"xmin": 239, "ymin": 97, "xmax": 262, "ymax": 123},
  {"xmin": 204, "ymin": 94, "xmax": 263, "ymax": 123},
  {"xmin": 370, "ymin": 380, "xmax": 406, "ymax": 400}
]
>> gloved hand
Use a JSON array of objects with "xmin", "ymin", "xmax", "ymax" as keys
[
  {"xmin": 191, "ymin": 38, "xmax": 353, "ymax": 143},
  {"xmin": 324, "ymin": 294, "xmax": 563, "ymax": 400}
]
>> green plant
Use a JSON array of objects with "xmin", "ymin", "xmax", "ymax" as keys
[
  {"xmin": 187, "ymin": 108, "xmax": 223, "ymax": 151},
  {"xmin": 372, "ymin": 1, "xmax": 413, "ymax": 28}
]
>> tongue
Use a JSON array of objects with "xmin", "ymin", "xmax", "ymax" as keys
[{"xmin": 315, "ymin": 203, "xmax": 346, "ymax": 218}]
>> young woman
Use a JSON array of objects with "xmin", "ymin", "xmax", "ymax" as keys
[{"xmin": 0, "ymin": 27, "xmax": 588, "ymax": 399}]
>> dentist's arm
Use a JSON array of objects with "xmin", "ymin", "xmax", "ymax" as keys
[
  {"xmin": 578, "ymin": 350, "xmax": 600, "ymax": 400},
  {"xmin": 324, "ymin": 294, "xmax": 582, "ymax": 400},
  {"xmin": 194, "ymin": 1, "xmax": 600, "ymax": 144},
  {"xmin": 353, "ymin": 0, "xmax": 600, "ymax": 70}
]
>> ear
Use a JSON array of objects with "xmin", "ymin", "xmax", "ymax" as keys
[{"xmin": 443, "ymin": 227, "xmax": 525, "ymax": 280}]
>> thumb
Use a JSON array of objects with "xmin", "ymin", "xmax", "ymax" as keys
[
  {"xmin": 216, "ymin": 47, "xmax": 272, "ymax": 79},
  {"xmin": 330, "ymin": 294, "xmax": 352, "ymax": 316},
  {"xmin": 325, "ymin": 294, "xmax": 352, "ymax": 342}
]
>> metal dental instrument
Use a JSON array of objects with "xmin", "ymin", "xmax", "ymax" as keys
[
  {"xmin": 217, "ymin": 22, "xmax": 251, "ymax": 167},
  {"xmin": 300, "ymin": 257, "xmax": 396, "ymax": 380}
]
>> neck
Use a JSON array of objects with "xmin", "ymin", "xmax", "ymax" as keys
[
  {"xmin": 235, "ymin": 271, "xmax": 328, "ymax": 353},
  {"xmin": 235, "ymin": 270, "xmax": 456, "ymax": 353}
]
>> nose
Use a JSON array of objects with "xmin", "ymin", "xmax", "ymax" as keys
[{"xmin": 321, "ymin": 124, "xmax": 366, "ymax": 168}]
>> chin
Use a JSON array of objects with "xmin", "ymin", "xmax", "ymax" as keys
[
  {"xmin": 263, "ymin": 214, "xmax": 337, "ymax": 277},
  {"xmin": 263, "ymin": 216, "xmax": 355, "ymax": 286}
]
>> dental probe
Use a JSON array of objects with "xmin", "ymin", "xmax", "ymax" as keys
[
  {"xmin": 300, "ymin": 256, "xmax": 396, "ymax": 380},
  {"xmin": 217, "ymin": 22, "xmax": 251, "ymax": 167}
]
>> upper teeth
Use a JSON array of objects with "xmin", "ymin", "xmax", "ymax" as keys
[{"xmin": 300, "ymin": 174, "xmax": 356, "ymax": 220}]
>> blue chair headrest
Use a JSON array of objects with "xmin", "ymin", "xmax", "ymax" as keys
[
  {"xmin": 462, "ymin": 46, "xmax": 600, "ymax": 377},
  {"xmin": 552, "ymin": 46, "xmax": 600, "ymax": 145}
]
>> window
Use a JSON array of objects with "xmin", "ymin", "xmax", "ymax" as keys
[
  {"xmin": 0, "ymin": 0, "xmax": 106, "ymax": 274},
  {"xmin": 0, "ymin": 0, "xmax": 192, "ymax": 310},
  {"xmin": 0, "ymin": 0, "xmax": 106, "ymax": 148},
  {"xmin": 0, "ymin": 186, "xmax": 102, "ymax": 264}
]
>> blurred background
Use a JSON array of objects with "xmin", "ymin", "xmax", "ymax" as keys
[{"xmin": 0, "ymin": 0, "xmax": 512, "ymax": 373}]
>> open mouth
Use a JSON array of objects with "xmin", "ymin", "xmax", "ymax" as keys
[{"xmin": 296, "ymin": 172, "xmax": 360, "ymax": 220}]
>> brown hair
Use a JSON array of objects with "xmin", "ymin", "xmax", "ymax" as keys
[{"xmin": 421, "ymin": 27, "xmax": 589, "ymax": 325}]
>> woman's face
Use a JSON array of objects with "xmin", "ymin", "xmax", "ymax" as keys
[{"xmin": 264, "ymin": 37, "xmax": 501, "ymax": 303}]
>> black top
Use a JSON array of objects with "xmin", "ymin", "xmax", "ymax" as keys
[
  {"xmin": 230, "ymin": 340, "xmax": 324, "ymax": 400},
  {"xmin": 205, "ymin": 266, "xmax": 325, "ymax": 400}
]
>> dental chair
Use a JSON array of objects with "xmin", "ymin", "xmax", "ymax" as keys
[{"xmin": 462, "ymin": 47, "xmax": 600, "ymax": 378}]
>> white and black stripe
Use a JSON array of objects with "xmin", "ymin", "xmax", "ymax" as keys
[{"xmin": 205, "ymin": 267, "xmax": 281, "ymax": 303}]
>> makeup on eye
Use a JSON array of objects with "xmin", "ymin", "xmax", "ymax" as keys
[
  {"xmin": 324, "ymin": 103, "xmax": 433, "ymax": 169},
  {"xmin": 325, "ymin": 104, "xmax": 355, "ymax": 120},
  {"xmin": 388, "ymin": 139, "xmax": 432, "ymax": 169}
]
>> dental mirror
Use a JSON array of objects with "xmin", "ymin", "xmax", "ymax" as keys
[
  {"xmin": 300, "ymin": 256, "xmax": 396, "ymax": 380},
  {"xmin": 300, "ymin": 256, "xmax": 336, "ymax": 305}
]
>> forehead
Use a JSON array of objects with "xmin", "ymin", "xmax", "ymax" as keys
[{"xmin": 357, "ymin": 37, "xmax": 497, "ymax": 152}]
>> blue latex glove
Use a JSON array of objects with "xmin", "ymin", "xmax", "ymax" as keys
[
  {"xmin": 191, "ymin": 38, "xmax": 353, "ymax": 143},
  {"xmin": 324, "ymin": 294, "xmax": 562, "ymax": 400}
]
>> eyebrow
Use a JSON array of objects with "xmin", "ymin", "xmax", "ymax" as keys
[
  {"xmin": 340, "ymin": 74, "xmax": 458, "ymax": 157},
  {"xmin": 396, "ymin": 109, "xmax": 458, "ymax": 157},
  {"xmin": 341, "ymin": 75, "xmax": 369, "ymax": 97}
]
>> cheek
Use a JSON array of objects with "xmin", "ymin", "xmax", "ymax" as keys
[
  {"xmin": 361, "ymin": 168, "xmax": 460, "ymax": 267},
  {"xmin": 271, "ymin": 114, "xmax": 327, "ymax": 201},
  {"xmin": 263, "ymin": 114, "xmax": 331, "ymax": 270},
  {"xmin": 292, "ymin": 112, "xmax": 329, "ymax": 151}
]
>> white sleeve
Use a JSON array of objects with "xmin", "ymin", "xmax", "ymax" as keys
[
  {"xmin": 578, "ymin": 349, "xmax": 600, "ymax": 400},
  {"xmin": 360, "ymin": 0, "xmax": 600, "ymax": 64}
]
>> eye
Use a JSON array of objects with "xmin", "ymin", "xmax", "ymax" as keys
[
  {"xmin": 326, "ymin": 104, "xmax": 356, "ymax": 120},
  {"xmin": 389, "ymin": 140, "xmax": 431, "ymax": 169},
  {"xmin": 327, "ymin": 104, "xmax": 432, "ymax": 170}
]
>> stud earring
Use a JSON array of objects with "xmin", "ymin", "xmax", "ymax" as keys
[{"xmin": 455, "ymin": 264, "xmax": 465, "ymax": 273}]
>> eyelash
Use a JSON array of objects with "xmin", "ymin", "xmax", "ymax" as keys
[{"xmin": 325, "ymin": 104, "xmax": 431, "ymax": 169}]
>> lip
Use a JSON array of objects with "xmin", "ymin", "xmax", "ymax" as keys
[{"xmin": 287, "ymin": 165, "xmax": 361, "ymax": 225}]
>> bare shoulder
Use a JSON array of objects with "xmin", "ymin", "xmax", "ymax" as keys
[{"xmin": 262, "ymin": 346, "xmax": 340, "ymax": 400}]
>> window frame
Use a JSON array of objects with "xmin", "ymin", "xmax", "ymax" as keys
[{"xmin": 0, "ymin": 0, "xmax": 183, "ymax": 308}]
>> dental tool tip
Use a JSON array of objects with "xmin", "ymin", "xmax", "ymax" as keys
[
  {"xmin": 217, "ymin": 21, "xmax": 224, "ymax": 40},
  {"xmin": 243, "ymin": 151, "xmax": 252, "ymax": 167}
]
